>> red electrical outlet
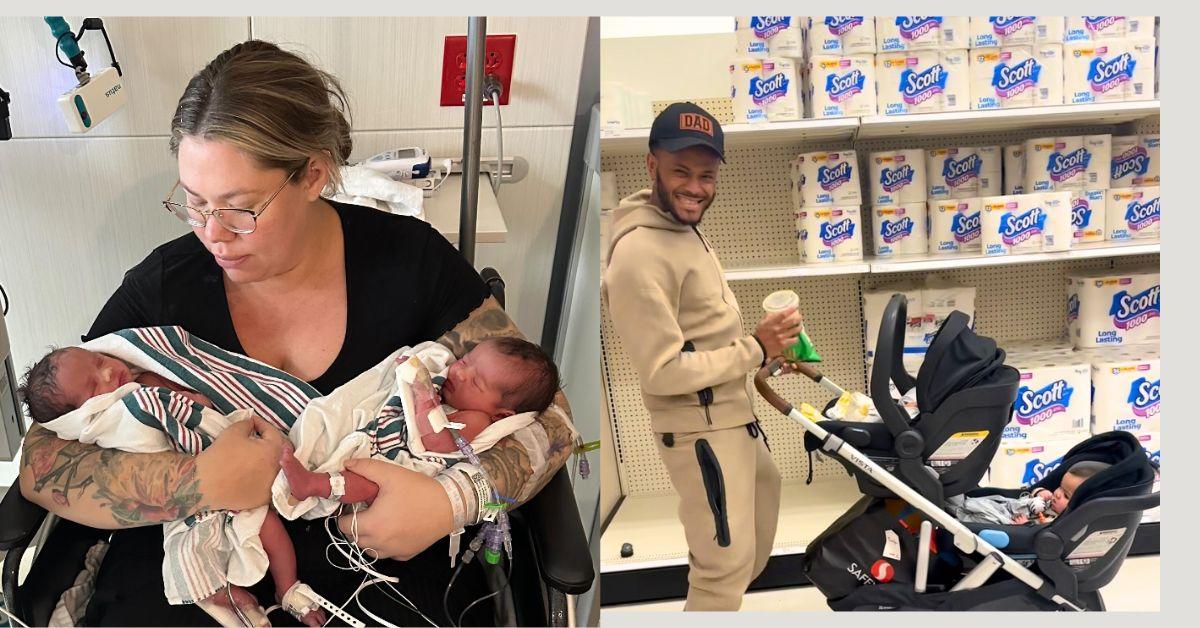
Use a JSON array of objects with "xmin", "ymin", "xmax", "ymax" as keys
[{"xmin": 440, "ymin": 34, "xmax": 516, "ymax": 106}]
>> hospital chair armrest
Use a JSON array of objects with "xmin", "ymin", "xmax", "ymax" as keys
[
  {"xmin": 512, "ymin": 467, "xmax": 594, "ymax": 595},
  {"xmin": 0, "ymin": 485, "xmax": 47, "ymax": 551}
]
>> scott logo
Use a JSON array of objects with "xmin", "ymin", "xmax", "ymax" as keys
[
  {"xmin": 1023, "ymin": 454, "xmax": 1065, "ymax": 486},
  {"xmin": 901, "ymin": 64, "xmax": 948, "ymax": 105},
  {"xmin": 1109, "ymin": 285, "xmax": 1161, "ymax": 331},
  {"xmin": 941, "ymin": 154, "xmax": 981, "ymax": 188},
  {"xmin": 952, "ymin": 211, "xmax": 981, "ymax": 243},
  {"xmin": 1048, "ymin": 148, "xmax": 1092, "ymax": 183},
  {"xmin": 1111, "ymin": 146, "xmax": 1150, "ymax": 181},
  {"xmin": 826, "ymin": 69, "xmax": 865, "ymax": 103},
  {"xmin": 1127, "ymin": 377, "xmax": 1160, "ymax": 418},
  {"xmin": 1088, "ymin": 52, "xmax": 1136, "ymax": 94},
  {"xmin": 1000, "ymin": 207, "xmax": 1045, "ymax": 246},
  {"xmin": 679, "ymin": 113, "xmax": 714, "ymax": 137},
  {"xmin": 818, "ymin": 161, "xmax": 853, "ymax": 191},
  {"xmin": 1015, "ymin": 380, "xmax": 1075, "ymax": 426},
  {"xmin": 1068, "ymin": 293, "xmax": 1080, "ymax": 323},
  {"xmin": 820, "ymin": 218, "xmax": 856, "ymax": 247},
  {"xmin": 1084, "ymin": 16, "xmax": 1124, "ymax": 33},
  {"xmin": 992, "ymin": 58, "xmax": 1041, "ymax": 99},
  {"xmin": 1125, "ymin": 197, "xmax": 1160, "ymax": 232},
  {"xmin": 990, "ymin": 16, "xmax": 1036, "ymax": 37},
  {"xmin": 880, "ymin": 164, "xmax": 915, "ymax": 193},
  {"xmin": 880, "ymin": 217, "xmax": 915, "ymax": 243},
  {"xmin": 750, "ymin": 73, "xmax": 789, "ymax": 106},
  {"xmin": 896, "ymin": 16, "xmax": 943, "ymax": 41},
  {"xmin": 826, "ymin": 16, "xmax": 865, "ymax": 36},
  {"xmin": 750, "ymin": 16, "xmax": 791, "ymax": 40},
  {"xmin": 1072, "ymin": 198, "xmax": 1093, "ymax": 230}
]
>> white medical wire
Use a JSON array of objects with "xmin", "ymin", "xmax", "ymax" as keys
[
  {"xmin": 491, "ymin": 97, "xmax": 503, "ymax": 197},
  {"xmin": 0, "ymin": 602, "xmax": 31, "ymax": 628}
]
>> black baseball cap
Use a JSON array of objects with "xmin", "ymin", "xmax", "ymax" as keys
[{"xmin": 649, "ymin": 102, "xmax": 725, "ymax": 162}]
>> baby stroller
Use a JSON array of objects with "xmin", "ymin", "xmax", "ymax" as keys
[{"xmin": 754, "ymin": 294, "xmax": 1159, "ymax": 611}]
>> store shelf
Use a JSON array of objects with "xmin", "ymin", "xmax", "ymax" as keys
[
  {"xmin": 600, "ymin": 118, "xmax": 859, "ymax": 154},
  {"xmin": 858, "ymin": 101, "xmax": 1160, "ymax": 140},
  {"xmin": 724, "ymin": 260, "xmax": 871, "ymax": 281},
  {"xmin": 869, "ymin": 240, "xmax": 1160, "ymax": 274}
]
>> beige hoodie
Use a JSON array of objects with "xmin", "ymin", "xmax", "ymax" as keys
[{"xmin": 602, "ymin": 189, "xmax": 764, "ymax": 433}]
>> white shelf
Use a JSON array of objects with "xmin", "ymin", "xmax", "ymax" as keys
[
  {"xmin": 724, "ymin": 261, "xmax": 870, "ymax": 281},
  {"xmin": 601, "ymin": 118, "xmax": 858, "ymax": 154},
  {"xmin": 870, "ymin": 240, "xmax": 1160, "ymax": 274},
  {"xmin": 722, "ymin": 241, "xmax": 1159, "ymax": 280},
  {"xmin": 857, "ymin": 101, "xmax": 1160, "ymax": 140},
  {"xmin": 422, "ymin": 174, "xmax": 507, "ymax": 245}
]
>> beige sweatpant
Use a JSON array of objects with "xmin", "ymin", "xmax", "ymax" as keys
[{"xmin": 654, "ymin": 422, "xmax": 782, "ymax": 611}]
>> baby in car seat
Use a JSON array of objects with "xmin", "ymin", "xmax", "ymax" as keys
[{"xmin": 947, "ymin": 461, "xmax": 1112, "ymax": 525}]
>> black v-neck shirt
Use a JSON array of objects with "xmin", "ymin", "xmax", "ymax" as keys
[{"xmin": 75, "ymin": 200, "xmax": 494, "ymax": 626}]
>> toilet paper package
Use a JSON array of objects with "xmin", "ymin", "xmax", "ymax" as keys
[
  {"xmin": 735, "ymin": 17, "xmax": 773, "ymax": 58},
  {"xmin": 807, "ymin": 16, "xmax": 876, "ymax": 54},
  {"xmin": 923, "ymin": 281, "xmax": 977, "ymax": 337},
  {"xmin": 877, "ymin": 16, "xmax": 968, "ymax": 52},
  {"xmin": 1064, "ymin": 41, "xmax": 1136, "ymax": 104},
  {"xmin": 1067, "ymin": 269, "xmax": 1160, "ymax": 347},
  {"xmin": 869, "ymin": 149, "xmax": 927, "ymax": 205},
  {"xmin": 1132, "ymin": 430, "xmax": 1160, "ymax": 523},
  {"xmin": 1070, "ymin": 189, "xmax": 1107, "ymax": 244},
  {"xmin": 798, "ymin": 150, "xmax": 861, "ymax": 206},
  {"xmin": 982, "ymin": 194, "xmax": 1044, "ymax": 255},
  {"xmin": 1088, "ymin": 352, "xmax": 1160, "ymax": 435},
  {"xmin": 1106, "ymin": 187, "xmax": 1161, "ymax": 241},
  {"xmin": 761, "ymin": 57, "xmax": 802, "ymax": 121},
  {"xmin": 799, "ymin": 206, "xmax": 863, "ymax": 262},
  {"xmin": 1001, "ymin": 360, "xmax": 1092, "ymax": 443},
  {"xmin": 1064, "ymin": 16, "xmax": 1154, "ymax": 42},
  {"xmin": 1037, "ymin": 17, "xmax": 1066, "ymax": 45},
  {"xmin": 1110, "ymin": 135, "xmax": 1160, "ymax": 187},
  {"xmin": 928, "ymin": 198, "xmax": 982, "ymax": 254},
  {"xmin": 789, "ymin": 158, "xmax": 803, "ymax": 212},
  {"xmin": 877, "ymin": 50, "xmax": 969, "ymax": 115},
  {"xmin": 1024, "ymin": 135, "xmax": 1109, "ymax": 192},
  {"xmin": 872, "ymin": 203, "xmax": 928, "ymax": 257},
  {"xmin": 986, "ymin": 439, "xmax": 1076, "ymax": 489},
  {"xmin": 1040, "ymin": 191, "xmax": 1073, "ymax": 252},
  {"xmin": 767, "ymin": 17, "xmax": 805, "ymax": 58},
  {"xmin": 1126, "ymin": 38, "xmax": 1156, "ymax": 101},
  {"xmin": 730, "ymin": 59, "xmax": 768, "ymax": 123},
  {"xmin": 806, "ymin": 55, "xmax": 877, "ymax": 118},
  {"xmin": 969, "ymin": 16, "xmax": 1038, "ymax": 48},
  {"xmin": 862, "ymin": 285, "xmax": 928, "ymax": 362},
  {"xmin": 1004, "ymin": 145, "xmax": 1025, "ymax": 194},
  {"xmin": 928, "ymin": 146, "xmax": 1000, "ymax": 199},
  {"xmin": 970, "ymin": 46, "xmax": 1061, "ymax": 110}
]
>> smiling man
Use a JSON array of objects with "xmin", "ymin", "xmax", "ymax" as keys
[{"xmin": 602, "ymin": 102, "xmax": 802, "ymax": 611}]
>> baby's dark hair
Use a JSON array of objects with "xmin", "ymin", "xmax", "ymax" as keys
[
  {"xmin": 480, "ymin": 337, "xmax": 560, "ymax": 414},
  {"xmin": 1065, "ymin": 460, "xmax": 1111, "ymax": 480},
  {"xmin": 17, "ymin": 347, "xmax": 76, "ymax": 423}
]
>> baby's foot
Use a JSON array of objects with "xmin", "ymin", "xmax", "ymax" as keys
[
  {"xmin": 280, "ymin": 443, "xmax": 327, "ymax": 501},
  {"xmin": 202, "ymin": 585, "xmax": 266, "ymax": 625},
  {"xmin": 276, "ymin": 583, "xmax": 328, "ymax": 627}
]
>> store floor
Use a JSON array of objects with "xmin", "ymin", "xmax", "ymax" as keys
[{"xmin": 602, "ymin": 554, "xmax": 1160, "ymax": 612}]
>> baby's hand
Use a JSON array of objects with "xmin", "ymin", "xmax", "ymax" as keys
[{"xmin": 1012, "ymin": 513, "xmax": 1029, "ymax": 525}]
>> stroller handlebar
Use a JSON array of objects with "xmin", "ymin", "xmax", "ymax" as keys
[{"xmin": 755, "ymin": 359, "xmax": 795, "ymax": 417}]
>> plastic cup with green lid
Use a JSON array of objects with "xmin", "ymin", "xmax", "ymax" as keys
[{"xmin": 761, "ymin": 289, "xmax": 822, "ymax": 363}]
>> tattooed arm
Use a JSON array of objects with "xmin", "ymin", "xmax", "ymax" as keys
[
  {"xmin": 436, "ymin": 297, "xmax": 577, "ymax": 505},
  {"xmin": 18, "ymin": 417, "xmax": 286, "ymax": 529}
]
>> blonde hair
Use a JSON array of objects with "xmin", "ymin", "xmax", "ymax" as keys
[{"xmin": 169, "ymin": 40, "xmax": 353, "ymax": 193}]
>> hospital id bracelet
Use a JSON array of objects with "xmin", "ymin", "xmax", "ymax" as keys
[
  {"xmin": 446, "ymin": 466, "xmax": 480, "ymax": 523},
  {"xmin": 435, "ymin": 472, "xmax": 468, "ymax": 532},
  {"xmin": 456, "ymin": 463, "xmax": 494, "ymax": 525}
]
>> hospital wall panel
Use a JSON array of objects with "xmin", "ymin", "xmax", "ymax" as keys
[
  {"xmin": 0, "ymin": 17, "xmax": 251, "ymax": 138},
  {"xmin": 251, "ymin": 17, "xmax": 587, "ymax": 130}
]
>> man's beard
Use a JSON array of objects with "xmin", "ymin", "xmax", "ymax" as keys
[{"xmin": 653, "ymin": 173, "xmax": 713, "ymax": 226}]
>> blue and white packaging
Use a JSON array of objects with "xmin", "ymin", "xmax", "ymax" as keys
[
  {"xmin": 807, "ymin": 16, "xmax": 876, "ymax": 54},
  {"xmin": 1002, "ymin": 360, "xmax": 1091, "ymax": 443},
  {"xmin": 969, "ymin": 45, "xmax": 1063, "ymax": 109},
  {"xmin": 928, "ymin": 198, "xmax": 982, "ymax": 254},
  {"xmin": 1040, "ymin": 191, "xmax": 1073, "ymax": 251},
  {"xmin": 986, "ymin": 439, "xmax": 1076, "ymax": 489},
  {"xmin": 1084, "ymin": 348, "xmax": 1160, "ymax": 435},
  {"xmin": 1004, "ymin": 145, "xmax": 1025, "ymax": 194},
  {"xmin": 877, "ymin": 50, "xmax": 970, "ymax": 115},
  {"xmin": 799, "ymin": 206, "xmax": 863, "ymax": 262},
  {"xmin": 1111, "ymin": 135, "xmax": 1160, "ymax": 187},
  {"xmin": 1064, "ymin": 40, "xmax": 1154, "ymax": 103},
  {"xmin": 1106, "ymin": 186, "xmax": 1160, "ymax": 241},
  {"xmin": 969, "ymin": 16, "xmax": 1039, "ymax": 47},
  {"xmin": 761, "ymin": 57, "xmax": 802, "ymax": 121},
  {"xmin": 927, "ymin": 146, "xmax": 1001, "ymax": 199},
  {"xmin": 1023, "ymin": 135, "xmax": 1110, "ymax": 192},
  {"xmin": 734, "ymin": 17, "xmax": 774, "ymax": 58},
  {"xmin": 869, "ymin": 149, "xmax": 927, "ymax": 205},
  {"xmin": 730, "ymin": 59, "xmax": 768, "ymax": 123},
  {"xmin": 872, "ymin": 203, "xmax": 928, "ymax": 257},
  {"xmin": 1068, "ymin": 269, "xmax": 1160, "ymax": 348},
  {"xmin": 982, "ymin": 194, "xmax": 1044, "ymax": 255},
  {"xmin": 805, "ymin": 54, "xmax": 877, "ymax": 118},
  {"xmin": 798, "ymin": 150, "xmax": 861, "ymax": 206},
  {"xmin": 1070, "ymin": 189, "xmax": 1107, "ymax": 243},
  {"xmin": 1064, "ymin": 16, "xmax": 1155, "ymax": 42},
  {"xmin": 877, "ymin": 16, "xmax": 969, "ymax": 52}
]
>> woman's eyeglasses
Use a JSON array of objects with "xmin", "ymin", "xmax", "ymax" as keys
[{"xmin": 162, "ymin": 165, "xmax": 303, "ymax": 235}]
